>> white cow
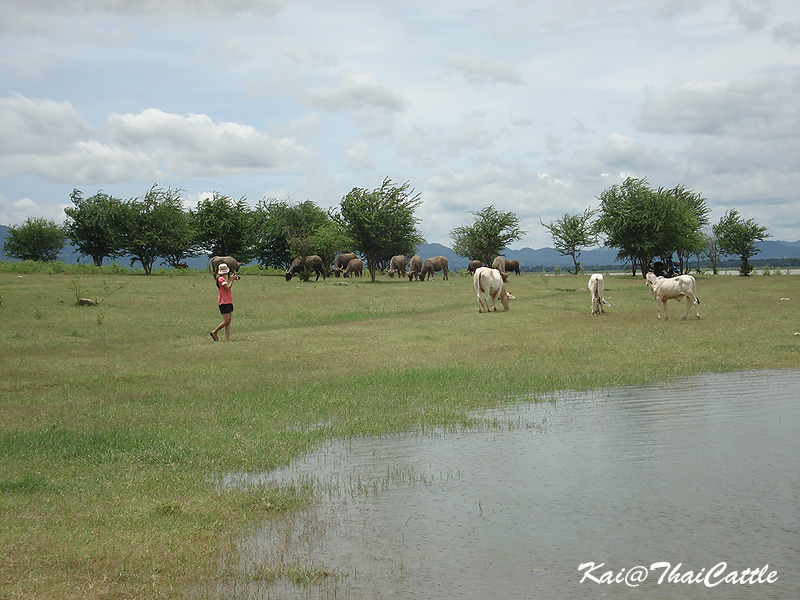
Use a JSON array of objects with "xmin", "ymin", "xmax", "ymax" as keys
[
  {"xmin": 474, "ymin": 267, "xmax": 515, "ymax": 313},
  {"xmin": 588, "ymin": 273, "xmax": 610, "ymax": 314},
  {"xmin": 645, "ymin": 271, "xmax": 700, "ymax": 320}
]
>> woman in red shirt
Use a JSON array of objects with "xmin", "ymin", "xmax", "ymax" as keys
[{"xmin": 210, "ymin": 262, "xmax": 238, "ymax": 341}]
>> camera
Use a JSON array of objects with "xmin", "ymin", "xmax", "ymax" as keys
[{"xmin": 232, "ymin": 273, "xmax": 241, "ymax": 280}]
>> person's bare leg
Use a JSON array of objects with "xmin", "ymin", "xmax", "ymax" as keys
[{"xmin": 223, "ymin": 313, "xmax": 232, "ymax": 341}]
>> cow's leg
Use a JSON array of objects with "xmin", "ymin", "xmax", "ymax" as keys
[
  {"xmin": 659, "ymin": 299, "xmax": 667, "ymax": 320},
  {"xmin": 681, "ymin": 295, "xmax": 691, "ymax": 320}
]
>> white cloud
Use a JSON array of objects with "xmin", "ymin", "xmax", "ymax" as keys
[
  {"xmin": 0, "ymin": 194, "xmax": 68, "ymax": 226},
  {"xmin": 639, "ymin": 76, "xmax": 800, "ymax": 138},
  {"xmin": 1, "ymin": 1, "xmax": 798, "ymax": 245},
  {"xmin": 774, "ymin": 20, "xmax": 800, "ymax": 45},
  {"xmin": 446, "ymin": 54, "xmax": 522, "ymax": 85},
  {"xmin": 0, "ymin": 94, "xmax": 93, "ymax": 154},
  {"xmin": 344, "ymin": 141, "xmax": 374, "ymax": 172},
  {"xmin": 730, "ymin": 0, "xmax": 771, "ymax": 32},
  {"xmin": 109, "ymin": 108, "xmax": 311, "ymax": 175},
  {"xmin": 305, "ymin": 71, "xmax": 408, "ymax": 136}
]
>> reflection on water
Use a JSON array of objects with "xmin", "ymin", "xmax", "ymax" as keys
[{"xmin": 217, "ymin": 370, "xmax": 800, "ymax": 599}]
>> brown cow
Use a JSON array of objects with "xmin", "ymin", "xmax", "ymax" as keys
[
  {"xmin": 407, "ymin": 255, "xmax": 423, "ymax": 281},
  {"xmin": 421, "ymin": 256, "xmax": 449, "ymax": 281},
  {"xmin": 343, "ymin": 257, "xmax": 364, "ymax": 278},
  {"xmin": 387, "ymin": 255, "xmax": 407, "ymax": 278},
  {"xmin": 285, "ymin": 255, "xmax": 325, "ymax": 281},
  {"xmin": 466, "ymin": 260, "xmax": 483, "ymax": 274},
  {"xmin": 333, "ymin": 252, "xmax": 358, "ymax": 278}
]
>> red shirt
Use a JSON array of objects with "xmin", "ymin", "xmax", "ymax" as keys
[{"xmin": 217, "ymin": 276, "xmax": 233, "ymax": 305}]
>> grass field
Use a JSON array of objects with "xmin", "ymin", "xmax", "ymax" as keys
[{"xmin": 1, "ymin": 268, "xmax": 798, "ymax": 598}]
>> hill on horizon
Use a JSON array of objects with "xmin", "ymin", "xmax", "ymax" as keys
[{"xmin": 1, "ymin": 225, "xmax": 798, "ymax": 270}]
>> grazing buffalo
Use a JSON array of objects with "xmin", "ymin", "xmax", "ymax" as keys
[
  {"xmin": 343, "ymin": 257, "xmax": 364, "ymax": 278},
  {"xmin": 491, "ymin": 256, "xmax": 508, "ymax": 282},
  {"xmin": 645, "ymin": 272, "xmax": 700, "ymax": 320},
  {"xmin": 211, "ymin": 256, "xmax": 242, "ymax": 278},
  {"xmin": 421, "ymin": 256, "xmax": 449, "ymax": 281},
  {"xmin": 504, "ymin": 259, "xmax": 520, "ymax": 276},
  {"xmin": 588, "ymin": 273, "xmax": 610, "ymax": 314},
  {"xmin": 333, "ymin": 252, "xmax": 358, "ymax": 278},
  {"xmin": 387, "ymin": 255, "xmax": 407, "ymax": 278},
  {"xmin": 474, "ymin": 267, "xmax": 514, "ymax": 313},
  {"xmin": 466, "ymin": 260, "xmax": 484, "ymax": 274},
  {"xmin": 285, "ymin": 255, "xmax": 325, "ymax": 281},
  {"xmin": 407, "ymin": 255, "xmax": 423, "ymax": 281}
]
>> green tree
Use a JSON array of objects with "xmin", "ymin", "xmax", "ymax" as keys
[
  {"xmin": 662, "ymin": 184, "xmax": 710, "ymax": 274},
  {"xmin": 333, "ymin": 178, "xmax": 424, "ymax": 282},
  {"xmin": 712, "ymin": 209, "xmax": 770, "ymax": 276},
  {"xmin": 450, "ymin": 205, "xmax": 525, "ymax": 267},
  {"xmin": 192, "ymin": 193, "xmax": 255, "ymax": 263},
  {"xmin": 252, "ymin": 199, "xmax": 349, "ymax": 270},
  {"xmin": 119, "ymin": 185, "xmax": 194, "ymax": 274},
  {"xmin": 64, "ymin": 189, "xmax": 128, "ymax": 266},
  {"xmin": 596, "ymin": 177, "xmax": 709, "ymax": 276},
  {"xmin": 540, "ymin": 208, "xmax": 597, "ymax": 274},
  {"xmin": 702, "ymin": 228, "xmax": 722, "ymax": 275},
  {"xmin": 3, "ymin": 216, "xmax": 66, "ymax": 262}
]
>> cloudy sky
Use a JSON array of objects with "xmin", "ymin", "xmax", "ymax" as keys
[{"xmin": 1, "ymin": 0, "xmax": 798, "ymax": 249}]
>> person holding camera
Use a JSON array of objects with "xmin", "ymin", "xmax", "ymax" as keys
[{"xmin": 210, "ymin": 262, "xmax": 240, "ymax": 341}]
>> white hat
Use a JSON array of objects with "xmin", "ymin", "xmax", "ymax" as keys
[{"xmin": 217, "ymin": 263, "xmax": 230, "ymax": 274}]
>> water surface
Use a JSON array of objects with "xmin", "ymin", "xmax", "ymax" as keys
[{"xmin": 222, "ymin": 370, "xmax": 800, "ymax": 599}]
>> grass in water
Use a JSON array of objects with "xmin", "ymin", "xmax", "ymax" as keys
[{"xmin": 1, "ymin": 269, "xmax": 798, "ymax": 598}]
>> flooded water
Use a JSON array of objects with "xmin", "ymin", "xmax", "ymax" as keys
[{"xmin": 216, "ymin": 370, "xmax": 799, "ymax": 599}]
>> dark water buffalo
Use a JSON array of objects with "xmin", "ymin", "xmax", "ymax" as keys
[
  {"xmin": 343, "ymin": 257, "xmax": 364, "ymax": 278},
  {"xmin": 387, "ymin": 255, "xmax": 407, "ymax": 278},
  {"xmin": 421, "ymin": 256, "xmax": 449, "ymax": 281},
  {"xmin": 407, "ymin": 255, "xmax": 423, "ymax": 281},
  {"xmin": 466, "ymin": 260, "xmax": 483, "ymax": 274},
  {"xmin": 211, "ymin": 256, "xmax": 242, "ymax": 277},
  {"xmin": 333, "ymin": 252, "xmax": 358, "ymax": 278},
  {"xmin": 504, "ymin": 259, "xmax": 520, "ymax": 276},
  {"xmin": 285, "ymin": 255, "xmax": 325, "ymax": 281}
]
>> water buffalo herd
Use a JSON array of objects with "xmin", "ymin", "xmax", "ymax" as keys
[{"xmin": 212, "ymin": 254, "xmax": 701, "ymax": 320}]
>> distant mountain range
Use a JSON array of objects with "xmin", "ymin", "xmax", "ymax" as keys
[{"xmin": 1, "ymin": 224, "xmax": 798, "ymax": 270}]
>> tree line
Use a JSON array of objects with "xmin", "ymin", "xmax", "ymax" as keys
[
  {"xmin": 3, "ymin": 176, "xmax": 770, "ymax": 277},
  {"xmin": 537, "ymin": 177, "xmax": 770, "ymax": 276},
  {"xmin": 3, "ymin": 179, "xmax": 425, "ymax": 281}
]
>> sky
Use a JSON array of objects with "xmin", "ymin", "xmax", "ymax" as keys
[{"xmin": 1, "ymin": 0, "xmax": 798, "ymax": 249}]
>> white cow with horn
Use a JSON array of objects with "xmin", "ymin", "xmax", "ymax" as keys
[
  {"xmin": 473, "ymin": 267, "xmax": 515, "ymax": 313},
  {"xmin": 645, "ymin": 272, "xmax": 700, "ymax": 320}
]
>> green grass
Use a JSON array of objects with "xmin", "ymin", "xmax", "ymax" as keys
[{"xmin": 1, "ymin": 268, "xmax": 798, "ymax": 598}]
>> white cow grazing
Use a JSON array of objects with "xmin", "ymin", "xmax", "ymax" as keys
[
  {"xmin": 588, "ymin": 273, "xmax": 611, "ymax": 314},
  {"xmin": 474, "ymin": 267, "xmax": 515, "ymax": 313},
  {"xmin": 645, "ymin": 271, "xmax": 700, "ymax": 320}
]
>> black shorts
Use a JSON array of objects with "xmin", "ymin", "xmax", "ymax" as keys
[{"xmin": 219, "ymin": 303, "xmax": 233, "ymax": 315}]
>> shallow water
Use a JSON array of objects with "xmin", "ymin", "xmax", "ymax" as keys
[{"xmin": 217, "ymin": 370, "xmax": 800, "ymax": 599}]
